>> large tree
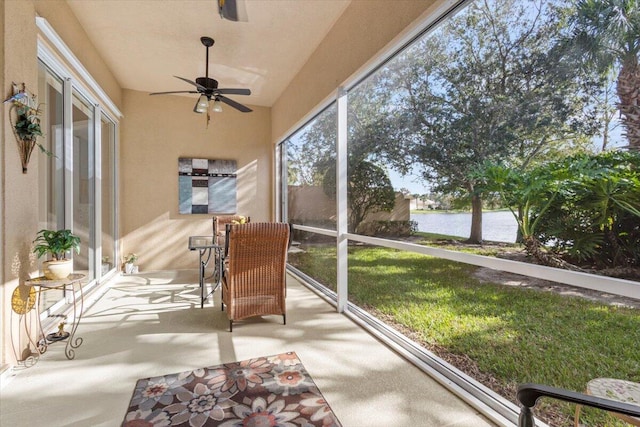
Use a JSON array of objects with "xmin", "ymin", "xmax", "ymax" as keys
[
  {"xmin": 387, "ymin": 0, "xmax": 602, "ymax": 243},
  {"xmin": 322, "ymin": 160, "xmax": 396, "ymax": 233},
  {"xmin": 570, "ymin": 0, "xmax": 640, "ymax": 151}
]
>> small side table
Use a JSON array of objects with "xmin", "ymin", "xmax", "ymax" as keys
[
  {"xmin": 575, "ymin": 378, "xmax": 640, "ymax": 426},
  {"xmin": 25, "ymin": 273, "xmax": 87, "ymax": 360}
]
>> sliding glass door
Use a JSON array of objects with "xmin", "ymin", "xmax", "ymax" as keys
[{"xmin": 36, "ymin": 59, "xmax": 118, "ymax": 315}]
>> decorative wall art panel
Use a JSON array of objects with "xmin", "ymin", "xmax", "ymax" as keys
[{"xmin": 178, "ymin": 158, "xmax": 237, "ymax": 214}]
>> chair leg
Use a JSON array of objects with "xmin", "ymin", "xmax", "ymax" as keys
[
  {"xmin": 283, "ymin": 314, "xmax": 286, "ymax": 325},
  {"xmin": 229, "ymin": 320, "xmax": 233, "ymax": 332}
]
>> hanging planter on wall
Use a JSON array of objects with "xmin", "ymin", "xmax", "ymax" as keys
[{"xmin": 3, "ymin": 82, "xmax": 48, "ymax": 173}]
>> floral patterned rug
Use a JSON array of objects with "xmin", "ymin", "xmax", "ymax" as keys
[{"xmin": 122, "ymin": 351, "xmax": 342, "ymax": 427}]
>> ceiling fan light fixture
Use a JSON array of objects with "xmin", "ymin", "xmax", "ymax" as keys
[
  {"xmin": 212, "ymin": 99, "xmax": 223, "ymax": 113},
  {"xmin": 194, "ymin": 95, "xmax": 209, "ymax": 113},
  {"xmin": 151, "ymin": 36, "xmax": 252, "ymax": 118}
]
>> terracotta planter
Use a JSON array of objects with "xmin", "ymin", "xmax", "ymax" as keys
[{"xmin": 43, "ymin": 259, "xmax": 73, "ymax": 280}]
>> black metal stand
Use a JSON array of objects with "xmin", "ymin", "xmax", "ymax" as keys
[
  {"xmin": 25, "ymin": 273, "xmax": 86, "ymax": 361},
  {"xmin": 189, "ymin": 236, "xmax": 223, "ymax": 308}
]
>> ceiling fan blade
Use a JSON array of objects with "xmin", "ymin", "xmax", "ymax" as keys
[
  {"xmin": 216, "ymin": 88, "xmax": 251, "ymax": 96},
  {"xmin": 149, "ymin": 90, "xmax": 199, "ymax": 95},
  {"xmin": 173, "ymin": 76, "xmax": 207, "ymax": 91},
  {"xmin": 219, "ymin": 0, "xmax": 249, "ymax": 22},
  {"xmin": 218, "ymin": 95, "xmax": 252, "ymax": 113}
]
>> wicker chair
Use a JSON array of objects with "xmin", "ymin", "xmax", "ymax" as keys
[
  {"xmin": 212, "ymin": 215, "xmax": 250, "ymax": 250},
  {"xmin": 221, "ymin": 222, "xmax": 290, "ymax": 332}
]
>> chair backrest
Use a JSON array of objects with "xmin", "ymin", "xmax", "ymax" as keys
[
  {"xmin": 224, "ymin": 222, "xmax": 290, "ymax": 282},
  {"xmin": 213, "ymin": 215, "xmax": 250, "ymax": 245},
  {"xmin": 223, "ymin": 222, "xmax": 291, "ymax": 327}
]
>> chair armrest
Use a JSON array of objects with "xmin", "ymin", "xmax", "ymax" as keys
[{"xmin": 517, "ymin": 383, "xmax": 640, "ymax": 427}]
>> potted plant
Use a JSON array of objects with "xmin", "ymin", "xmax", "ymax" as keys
[
  {"xmin": 101, "ymin": 256, "xmax": 112, "ymax": 275},
  {"xmin": 123, "ymin": 253, "xmax": 138, "ymax": 274},
  {"xmin": 32, "ymin": 229, "xmax": 81, "ymax": 280}
]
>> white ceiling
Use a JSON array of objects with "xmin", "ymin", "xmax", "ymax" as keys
[{"xmin": 66, "ymin": 0, "xmax": 352, "ymax": 107}]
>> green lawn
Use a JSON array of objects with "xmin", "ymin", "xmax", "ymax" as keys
[{"xmin": 288, "ymin": 244, "xmax": 640, "ymax": 426}]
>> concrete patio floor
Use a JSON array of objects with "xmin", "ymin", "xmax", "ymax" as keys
[{"xmin": 0, "ymin": 270, "xmax": 496, "ymax": 427}]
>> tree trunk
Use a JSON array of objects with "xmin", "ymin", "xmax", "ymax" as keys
[
  {"xmin": 603, "ymin": 228, "xmax": 623, "ymax": 268},
  {"xmin": 515, "ymin": 206, "xmax": 524, "ymax": 243},
  {"xmin": 467, "ymin": 194, "xmax": 483, "ymax": 244},
  {"xmin": 616, "ymin": 59, "xmax": 640, "ymax": 151},
  {"xmin": 523, "ymin": 236, "xmax": 586, "ymax": 272}
]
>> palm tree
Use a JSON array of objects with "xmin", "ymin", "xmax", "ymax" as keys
[{"xmin": 571, "ymin": 0, "xmax": 640, "ymax": 151}]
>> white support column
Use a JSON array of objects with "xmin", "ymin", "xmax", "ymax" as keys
[
  {"xmin": 63, "ymin": 78, "xmax": 73, "ymax": 231},
  {"xmin": 114, "ymin": 121, "xmax": 121, "ymax": 268},
  {"xmin": 336, "ymin": 88, "xmax": 348, "ymax": 313},
  {"xmin": 94, "ymin": 105, "xmax": 103, "ymax": 279},
  {"xmin": 276, "ymin": 143, "xmax": 287, "ymax": 222}
]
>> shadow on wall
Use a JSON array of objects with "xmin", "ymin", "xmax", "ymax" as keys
[
  {"xmin": 237, "ymin": 160, "xmax": 261, "ymax": 219},
  {"xmin": 8, "ymin": 240, "xmax": 41, "ymax": 365},
  {"xmin": 11, "ymin": 240, "xmax": 38, "ymax": 282},
  {"xmin": 121, "ymin": 212, "xmax": 210, "ymax": 272}
]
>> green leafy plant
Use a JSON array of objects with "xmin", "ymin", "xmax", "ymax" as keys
[
  {"xmin": 33, "ymin": 229, "xmax": 81, "ymax": 261},
  {"xmin": 13, "ymin": 102, "xmax": 43, "ymax": 141},
  {"xmin": 123, "ymin": 253, "xmax": 138, "ymax": 264},
  {"xmin": 476, "ymin": 151, "xmax": 640, "ymax": 270}
]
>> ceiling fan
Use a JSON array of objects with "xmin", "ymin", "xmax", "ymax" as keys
[{"xmin": 150, "ymin": 36, "xmax": 252, "ymax": 116}]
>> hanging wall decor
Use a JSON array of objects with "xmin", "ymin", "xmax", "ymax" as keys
[
  {"xmin": 178, "ymin": 158, "xmax": 237, "ymax": 214},
  {"xmin": 3, "ymin": 82, "xmax": 48, "ymax": 173}
]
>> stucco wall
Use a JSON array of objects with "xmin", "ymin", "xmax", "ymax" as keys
[
  {"xmin": 288, "ymin": 186, "xmax": 409, "ymax": 223},
  {"xmin": 1, "ymin": 0, "xmax": 41, "ymax": 369},
  {"xmin": 0, "ymin": 0, "xmax": 6, "ymax": 307},
  {"xmin": 1, "ymin": 0, "xmax": 122, "ymax": 367},
  {"xmin": 119, "ymin": 89, "xmax": 272, "ymax": 271},
  {"xmin": 365, "ymin": 194, "xmax": 410, "ymax": 222},
  {"xmin": 271, "ymin": 0, "xmax": 438, "ymax": 142}
]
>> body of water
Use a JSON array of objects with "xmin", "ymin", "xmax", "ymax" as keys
[{"xmin": 411, "ymin": 210, "xmax": 518, "ymax": 243}]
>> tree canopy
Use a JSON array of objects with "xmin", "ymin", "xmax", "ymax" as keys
[
  {"xmin": 385, "ymin": 0, "xmax": 603, "ymax": 242},
  {"xmin": 570, "ymin": 0, "xmax": 640, "ymax": 151}
]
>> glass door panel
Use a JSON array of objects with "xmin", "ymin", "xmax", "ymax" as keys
[
  {"xmin": 72, "ymin": 94, "xmax": 95, "ymax": 282},
  {"xmin": 37, "ymin": 62, "xmax": 65, "ymax": 312},
  {"xmin": 100, "ymin": 116, "xmax": 116, "ymax": 276}
]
